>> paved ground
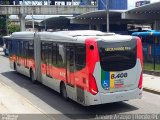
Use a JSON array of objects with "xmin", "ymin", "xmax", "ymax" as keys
[
  {"xmin": 0, "ymin": 81, "xmax": 43, "ymax": 114},
  {"xmin": 0, "ymin": 53, "xmax": 160, "ymax": 120},
  {"xmin": 143, "ymin": 74, "xmax": 160, "ymax": 94}
]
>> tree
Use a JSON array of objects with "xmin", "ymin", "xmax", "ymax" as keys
[
  {"xmin": 8, "ymin": 22, "xmax": 20, "ymax": 34},
  {"xmin": 0, "ymin": 15, "xmax": 7, "ymax": 36}
]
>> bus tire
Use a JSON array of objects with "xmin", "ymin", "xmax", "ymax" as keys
[
  {"xmin": 60, "ymin": 82, "xmax": 68, "ymax": 100},
  {"xmin": 30, "ymin": 69, "xmax": 36, "ymax": 84},
  {"xmin": 14, "ymin": 63, "xmax": 17, "ymax": 71}
]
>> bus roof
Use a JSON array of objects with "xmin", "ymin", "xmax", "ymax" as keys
[
  {"xmin": 11, "ymin": 32, "xmax": 35, "ymax": 39},
  {"xmin": 3, "ymin": 36, "xmax": 11, "ymax": 39},
  {"xmin": 11, "ymin": 30, "xmax": 133, "ymax": 43},
  {"xmin": 39, "ymin": 31, "xmax": 132, "ymax": 42},
  {"xmin": 132, "ymin": 30, "xmax": 160, "ymax": 36},
  {"xmin": 56, "ymin": 30, "xmax": 115, "ymax": 37}
]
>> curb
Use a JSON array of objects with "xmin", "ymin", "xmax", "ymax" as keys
[
  {"xmin": 144, "ymin": 70, "xmax": 160, "ymax": 77},
  {"xmin": 143, "ymin": 87, "xmax": 160, "ymax": 95}
]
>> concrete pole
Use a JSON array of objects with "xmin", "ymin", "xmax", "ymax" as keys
[
  {"xmin": 22, "ymin": 0, "xmax": 25, "ymax": 5},
  {"xmin": 44, "ymin": 16, "xmax": 47, "ymax": 31},
  {"xmin": 32, "ymin": 10, "xmax": 35, "ymax": 30},
  {"xmin": 18, "ymin": 14, "xmax": 26, "ymax": 31},
  {"xmin": 42, "ymin": 0, "xmax": 44, "ymax": 5},
  {"xmin": 47, "ymin": 0, "xmax": 50, "ymax": 5},
  {"xmin": 154, "ymin": 20, "xmax": 160, "ymax": 30},
  {"xmin": 106, "ymin": 0, "xmax": 109, "ymax": 32},
  {"xmin": 72, "ymin": 0, "xmax": 74, "ymax": 5}
]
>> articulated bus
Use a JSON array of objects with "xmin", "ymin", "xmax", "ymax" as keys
[{"xmin": 9, "ymin": 30, "xmax": 143, "ymax": 106}]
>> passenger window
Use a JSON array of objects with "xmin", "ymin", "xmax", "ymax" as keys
[
  {"xmin": 52, "ymin": 43, "xmax": 57, "ymax": 65},
  {"xmin": 69, "ymin": 47, "xmax": 75, "ymax": 72},
  {"xmin": 48, "ymin": 44, "xmax": 52, "ymax": 65},
  {"xmin": 23, "ymin": 41, "xmax": 29, "ymax": 58},
  {"xmin": 57, "ymin": 44, "xmax": 66, "ymax": 68},
  {"xmin": 28, "ymin": 41, "xmax": 34, "ymax": 59},
  {"xmin": 41, "ymin": 42, "xmax": 46, "ymax": 63},
  {"xmin": 75, "ymin": 45, "xmax": 86, "ymax": 71},
  {"xmin": 19, "ymin": 41, "xmax": 23, "ymax": 57}
]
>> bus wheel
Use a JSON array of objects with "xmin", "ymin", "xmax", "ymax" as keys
[
  {"xmin": 30, "ymin": 69, "xmax": 36, "ymax": 84},
  {"xmin": 60, "ymin": 82, "xmax": 68, "ymax": 100},
  {"xmin": 14, "ymin": 63, "xmax": 17, "ymax": 71}
]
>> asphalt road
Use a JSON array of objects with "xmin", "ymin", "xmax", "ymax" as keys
[{"xmin": 0, "ymin": 53, "xmax": 160, "ymax": 120}]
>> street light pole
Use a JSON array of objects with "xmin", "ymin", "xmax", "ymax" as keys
[
  {"xmin": 106, "ymin": 0, "xmax": 109, "ymax": 32},
  {"xmin": 32, "ymin": 10, "xmax": 35, "ymax": 30},
  {"xmin": 44, "ymin": 16, "xmax": 47, "ymax": 31},
  {"xmin": 72, "ymin": 0, "xmax": 74, "ymax": 5},
  {"xmin": 47, "ymin": 0, "xmax": 50, "ymax": 5}
]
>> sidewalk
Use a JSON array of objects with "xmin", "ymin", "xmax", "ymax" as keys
[
  {"xmin": 143, "ymin": 74, "xmax": 160, "ymax": 95},
  {"xmin": 0, "ymin": 81, "xmax": 44, "ymax": 114}
]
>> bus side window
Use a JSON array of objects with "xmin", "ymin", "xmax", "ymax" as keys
[
  {"xmin": 57, "ymin": 44, "xmax": 66, "ymax": 68},
  {"xmin": 12, "ymin": 40, "xmax": 17, "ymax": 55},
  {"xmin": 28, "ymin": 41, "xmax": 34, "ymax": 59},
  {"xmin": 52, "ymin": 43, "xmax": 57, "ymax": 65},
  {"xmin": 48, "ymin": 43, "xmax": 52, "ymax": 65},
  {"xmin": 8, "ymin": 40, "xmax": 12, "ymax": 55},
  {"xmin": 17, "ymin": 41, "xmax": 20, "ymax": 57},
  {"xmin": 75, "ymin": 45, "xmax": 86, "ymax": 71},
  {"xmin": 20, "ymin": 41, "xmax": 24, "ymax": 57},
  {"xmin": 41, "ymin": 42, "xmax": 46, "ymax": 63},
  {"xmin": 69, "ymin": 46, "xmax": 75, "ymax": 72},
  {"xmin": 23, "ymin": 41, "xmax": 28, "ymax": 58}
]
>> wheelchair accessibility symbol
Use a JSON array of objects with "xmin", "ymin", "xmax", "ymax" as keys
[{"xmin": 102, "ymin": 80, "xmax": 109, "ymax": 90}]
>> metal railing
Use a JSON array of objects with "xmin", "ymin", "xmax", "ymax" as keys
[{"xmin": 143, "ymin": 43, "xmax": 160, "ymax": 71}]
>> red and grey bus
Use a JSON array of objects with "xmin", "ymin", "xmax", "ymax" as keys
[{"xmin": 9, "ymin": 30, "xmax": 143, "ymax": 106}]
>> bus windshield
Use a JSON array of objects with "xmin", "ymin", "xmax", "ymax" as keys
[{"xmin": 97, "ymin": 39, "xmax": 137, "ymax": 71}]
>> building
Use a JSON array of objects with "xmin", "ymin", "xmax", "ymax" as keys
[{"xmin": 98, "ymin": 0, "xmax": 128, "ymax": 10}]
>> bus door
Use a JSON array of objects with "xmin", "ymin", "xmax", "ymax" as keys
[
  {"xmin": 24, "ymin": 41, "xmax": 29, "ymax": 68},
  {"xmin": 66, "ymin": 46, "xmax": 75, "ymax": 86},
  {"xmin": 46, "ymin": 43, "xmax": 52, "ymax": 77}
]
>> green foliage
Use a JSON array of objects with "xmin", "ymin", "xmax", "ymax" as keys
[
  {"xmin": 0, "ymin": 15, "xmax": 20, "ymax": 35},
  {"xmin": 144, "ymin": 62, "xmax": 160, "ymax": 71},
  {"xmin": 0, "ymin": 15, "xmax": 7, "ymax": 36},
  {"xmin": 0, "ymin": 0, "xmax": 9, "ymax": 5},
  {"xmin": 8, "ymin": 22, "xmax": 20, "ymax": 34}
]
